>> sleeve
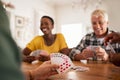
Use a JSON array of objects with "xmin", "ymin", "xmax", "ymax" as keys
[
  {"xmin": 0, "ymin": 32, "xmax": 25, "ymax": 80},
  {"xmin": 69, "ymin": 35, "xmax": 87, "ymax": 60},
  {"xmin": 0, "ymin": 2, "xmax": 24, "ymax": 79},
  {"xmin": 26, "ymin": 36, "xmax": 40, "ymax": 51},
  {"xmin": 58, "ymin": 33, "xmax": 68, "ymax": 49}
]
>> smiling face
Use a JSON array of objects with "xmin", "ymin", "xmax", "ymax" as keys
[
  {"xmin": 91, "ymin": 15, "xmax": 108, "ymax": 37},
  {"xmin": 40, "ymin": 17, "xmax": 54, "ymax": 35},
  {"xmin": 91, "ymin": 9, "xmax": 109, "ymax": 38}
]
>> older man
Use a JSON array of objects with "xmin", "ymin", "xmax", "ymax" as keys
[{"xmin": 69, "ymin": 9, "xmax": 120, "ymax": 61}]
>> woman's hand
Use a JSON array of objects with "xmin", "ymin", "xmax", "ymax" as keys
[
  {"xmin": 30, "ymin": 61, "xmax": 59, "ymax": 80},
  {"xmin": 37, "ymin": 55, "xmax": 50, "ymax": 61},
  {"xmin": 37, "ymin": 50, "xmax": 50, "ymax": 61},
  {"xmin": 23, "ymin": 56, "xmax": 36, "ymax": 63}
]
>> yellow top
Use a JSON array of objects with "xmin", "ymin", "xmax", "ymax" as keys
[{"xmin": 26, "ymin": 33, "xmax": 68, "ymax": 54}]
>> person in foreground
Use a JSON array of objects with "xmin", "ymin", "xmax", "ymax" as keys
[
  {"xmin": 69, "ymin": 9, "xmax": 120, "ymax": 61},
  {"xmin": 104, "ymin": 32, "xmax": 120, "ymax": 67},
  {"xmin": 0, "ymin": 1, "xmax": 59, "ymax": 80},
  {"xmin": 23, "ymin": 15, "xmax": 69, "ymax": 63}
]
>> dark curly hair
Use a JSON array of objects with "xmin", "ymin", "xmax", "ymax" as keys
[{"xmin": 41, "ymin": 16, "xmax": 54, "ymax": 25}]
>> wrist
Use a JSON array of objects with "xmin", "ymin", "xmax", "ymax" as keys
[{"xmin": 29, "ymin": 70, "xmax": 34, "ymax": 80}]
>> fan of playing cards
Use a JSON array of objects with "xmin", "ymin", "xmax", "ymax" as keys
[
  {"xmin": 50, "ymin": 53, "xmax": 74, "ymax": 74},
  {"xmin": 30, "ymin": 50, "xmax": 49, "ymax": 57},
  {"xmin": 29, "ymin": 50, "xmax": 49, "ymax": 64}
]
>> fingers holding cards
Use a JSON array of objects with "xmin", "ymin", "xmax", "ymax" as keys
[
  {"xmin": 30, "ymin": 50, "xmax": 49, "ymax": 62},
  {"xmin": 50, "ymin": 53, "xmax": 74, "ymax": 74},
  {"xmin": 30, "ymin": 50, "xmax": 49, "ymax": 57},
  {"xmin": 30, "ymin": 50, "xmax": 41, "ymax": 57},
  {"xmin": 87, "ymin": 46, "xmax": 99, "ymax": 52}
]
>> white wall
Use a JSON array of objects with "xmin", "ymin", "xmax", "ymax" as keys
[
  {"xmin": 105, "ymin": 0, "xmax": 120, "ymax": 32},
  {"xmin": 56, "ymin": 2, "xmax": 109, "ymax": 32},
  {"xmin": 6, "ymin": 0, "xmax": 56, "ymax": 49}
]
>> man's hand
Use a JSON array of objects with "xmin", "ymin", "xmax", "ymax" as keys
[
  {"xmin": 81, "ymin": 48, "xmax": 94, "ymax": 59},
  {"xmin": 95, "ymin": 46, "xmax": 108, "ymax": 61}
]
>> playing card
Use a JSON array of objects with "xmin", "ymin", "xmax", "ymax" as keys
[
  {"xmin": 87, "ymin": 46, "xmax": 99, "ymax": 61},
  {"xmin": 30, "ymin": 50, "xmax": 41, "ymax": 57},
  {"xmin": 80, "ymin": 60, "xmax": 87, "ymax": 64},
  {"xmin": 30, "ymin": 50, "xmax": 49, "ymax": 57},
  {"xmin": 72, "ymin": 66, "xmax": 89, "ymax": 72},
  {"xmin": 87, "ymin": 45, "xmax": 99, "ymax": 51},
  {"xmin": 31, "ymin": 60, "xmax": 39, "ymax": 64},
  {"xmin": 50, "ymin": 53, "xmax": 74, "ymax": 74},
  {"xmin": 107, "ymin": 42, "xmax": 116, "ymax": 53}
]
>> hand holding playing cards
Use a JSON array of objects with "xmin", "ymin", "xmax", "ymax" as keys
[
  {"xmin": 30, "ymin": 61, "xmax": 59, "ymax": 80},
  {"xmin": 23, "ymin": 56, "xmax": 36, "ymax": 63},
  {"xmin": 95, "ymin": 46, "xmax": 108, "ymax": 61},
  {"xmin": 30, "ymin": 50, "xmax": 50, "ymax": 62},
  {"xmin": 37, "ymin": 50, "xmax": 50, "ymax": 61},
  {"xmin": 50, "ymin": 53, "xmax": 74, "ymax": 73},
  {"xmin": 81, "ymin": 48, "xmax": 94, "ymax": 59},
  {"xmin": 104, "ymin": 32, "xmax": 120, "ymax": 45},
  {"xmin": 37, "ymin": 54, "xmax": 50, "ymax": 61}
]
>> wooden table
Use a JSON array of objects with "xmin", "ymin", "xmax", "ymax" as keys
[{"xmin": 22, "ymin": 61, "xmax": 120, "ymax": 80}]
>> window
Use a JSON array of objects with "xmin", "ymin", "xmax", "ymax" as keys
[{"xmin": 62, "ymin": 23, "xmax": 86, "ymax": 48}]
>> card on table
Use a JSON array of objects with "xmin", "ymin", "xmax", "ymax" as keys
[
  {"xmin": 71, "ymin": 66, "xmax": 89, "ymax": 72},
  {"xmin": 50, "ymin": 53, "xmax": 74, "ymax": 74}
]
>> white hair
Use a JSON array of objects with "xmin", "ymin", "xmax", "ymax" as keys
[{"xmin": 91, "ymin": 9, "xmax": 108, "ymax": 21}]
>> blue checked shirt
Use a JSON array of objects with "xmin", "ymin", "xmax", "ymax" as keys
[{"xmin": 69, "ymin": 29, "xmax": 120, "ymax": 60}]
